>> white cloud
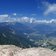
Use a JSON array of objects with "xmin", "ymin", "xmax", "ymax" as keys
[
  {"xmin": 44, "ymin": 3, "xmax": 56, "ymax": 15},
  {"xmin": 34, "ymin": 19, "xmax": 56, "ymax": 24},
  {"xmin": 13, "ymin": 13, "xmax": 17, "ymax": 16},
  {"xmin": 0, "ymin": 14, "xmax": 17, "ymax": 22},
  {"xmin": 19, "ymin": 17, "xmax": 33, "ymax": 23},
  {"xmin": 0, "ymin": 14, "xmax": 8, "ymax": 18},
  {"xmin": 42, "ymin": 2, "xmax": 50, "ymax": 7},
  {"xmin": 0, "ymin": 14, "xmax": 9, "ymax": 22},
  {"xmin": 0, "ymin": 14, "xmax": 56, "ymax": 24}
]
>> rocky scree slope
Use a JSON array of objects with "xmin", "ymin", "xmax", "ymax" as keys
[{"xmin": 0, "ymin": 45, "xmax": 56, "ymax": 56}]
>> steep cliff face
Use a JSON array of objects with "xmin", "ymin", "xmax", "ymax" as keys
[{"xmin": 0, "ymin": 45, "xmax": 56, "ymax": 56}]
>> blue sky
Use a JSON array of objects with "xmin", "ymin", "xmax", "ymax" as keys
[
  {"xmin": 0, "ymin": 0, "xmax": 56, "ymax": 20},
  {"xmin": 0, "ymin": 0, "xmax": 37, "ymax": 15}
]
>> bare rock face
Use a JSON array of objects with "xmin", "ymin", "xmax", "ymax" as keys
[{"xmin": 0, "ymin": 45, "xmax": 56, "ymax": 56}]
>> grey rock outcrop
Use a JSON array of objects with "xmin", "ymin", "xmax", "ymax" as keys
[{"xmin": 0, "ymin": 45, "xmax": 56, "ymax": 56}]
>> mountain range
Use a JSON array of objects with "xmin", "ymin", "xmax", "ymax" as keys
[{"xmin": 0, "ymin": 21, "xmax": 56, "ymax": 50}]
